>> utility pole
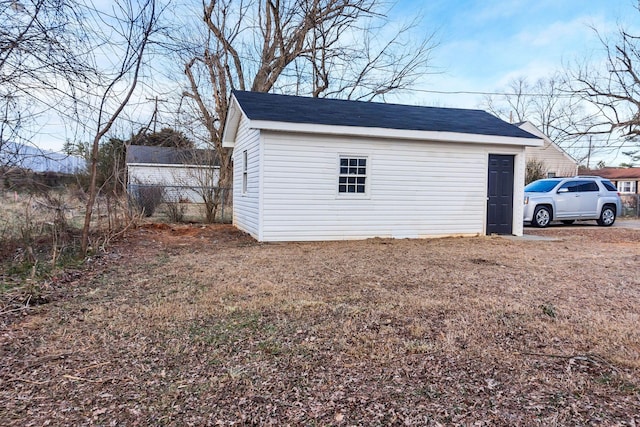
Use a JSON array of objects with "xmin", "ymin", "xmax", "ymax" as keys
[
  {"xmin": 146, "ymin": 96, "xmax": 167, "ymax": 133},
  {"xmin": 586, "ymin": 136, "xmax": 592, "ymax": 169}
]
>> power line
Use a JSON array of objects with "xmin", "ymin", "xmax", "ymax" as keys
[{"xmin": 410, "ymin": 88, "xmax": 575, "ymax": 97}]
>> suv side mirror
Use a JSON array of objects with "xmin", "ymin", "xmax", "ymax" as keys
[{"xmin": 557, "ymin": 188, "xmax": 569, "ymax": 193}]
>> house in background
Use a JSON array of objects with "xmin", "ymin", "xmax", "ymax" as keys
[
  {"xmin": 516, "ymin": 121, "xmax": 578, "ymax": 178},
  {"xmin": 583, "ymin": 167, "xmax": 640, "ymax": 194},
  {"xmin": 583, "ymin": 167, "xmax": 640, "ymax": 217},
  {"xmin": 126, "ymin": 145, "xmax": 218, "ymax": 203},
  {"xmin": 222, "ymin": 90, "xmax": 543, "ymax": 242}
]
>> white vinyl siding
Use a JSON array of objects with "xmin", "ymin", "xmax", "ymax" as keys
[
  {"xmin": 525, "ymin": 141, "xmax": 577, "ymax": 177},
  {"xmin": 258, "ymin": 131, "xmax": 524, "ymax": 241},
  {"xmin": 232, "ymin": 115, "xmax": 261, "ymax": 239},
  {"xmin": 520, "ymin": 122, "xmax": 577, "ymax": 177},
  {"xmin": 127, "ymin": 164, "xmax": 219, "ymax": 203}
]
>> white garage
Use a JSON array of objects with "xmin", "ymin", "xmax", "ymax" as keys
[{"xmin": 222, "ymin": 91, "xmax": 542, "ymax": 242}]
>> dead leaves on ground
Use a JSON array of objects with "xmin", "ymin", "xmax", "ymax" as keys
[{"xmin": 1, "ymin": 225, "xmax": 639, "ymax": 425}]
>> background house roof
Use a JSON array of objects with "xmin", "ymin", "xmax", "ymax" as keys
[
  {"xmin": 126, "ymin": 145, "xmax": 218, "ymax": 166},
  {"xmin": 232, "ymin": 90, "xmax": 539, "ymax": 139},
  {"xmin": 582, "ymin": 167, "xmax": 640, "ymax": 180}
]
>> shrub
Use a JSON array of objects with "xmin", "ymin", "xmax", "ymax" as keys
[
  {"xmin": 165, "ymin": 200, "xmax": 186, "ymax": 222},
  {"xmin": 526, "ymin": 159, "xmax": 547, "ymax": 184},
  {"xmin": 133, "ymin": 185, "xmax": 164, "ymax": 217}
]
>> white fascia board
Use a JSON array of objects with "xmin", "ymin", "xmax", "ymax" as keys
[
  {"xmin": 249, "ymin": 120, "xmax": 544, "ymax": 147},
  {"xmin": 222, "ymin": 96, "xmax": 242, "ymax": 148}
]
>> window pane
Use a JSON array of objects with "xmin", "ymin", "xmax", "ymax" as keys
[
  {"xmin": 339, "ymin": 157, "xmax": 367, "ymax": 194},
  {"xmin": 584, "ymin": 182, "xmax": 598, "ymax": 191},
  {"xmin": 560, "ymin": 182, "xmax": 579, "ymax": 192}
]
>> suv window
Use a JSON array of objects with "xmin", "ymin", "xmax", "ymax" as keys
[
  {"xmin": 579, "ymin": 181, "xmax": 599, "ymax": 192},
  {"xmin": 559, "ymin": 180, "xmax": 599, "ymax": 193},
  {"xmin": 602, "ymin": 180, "xmax": 617, "ymax": 192},
  {"xmin": 525, "ymin": 179, "xmax": 562, "ymax": 193},
  {"xmin": 559, "ymin": 181, "xmax": 581, "ymax": 192}
]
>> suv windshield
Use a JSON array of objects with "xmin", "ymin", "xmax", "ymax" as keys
[{"xmin": 525, "ymin": 179, "xmax": 562, "ymax": 193}]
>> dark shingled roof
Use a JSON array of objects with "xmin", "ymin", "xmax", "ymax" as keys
[
  {"xmin": 232, "ymin": 90, "xmax": 538, "ymax": 139},
  {"xmin": 126, "ymin": 145, "xmax": 217, "ymax": 166}
]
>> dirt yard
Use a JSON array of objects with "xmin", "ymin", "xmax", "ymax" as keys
[{"xmin": 1, "ymin": 223, "xmax": 639, "ymax": 426}]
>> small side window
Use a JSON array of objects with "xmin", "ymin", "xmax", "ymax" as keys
[
  {"xmin": 602, "ymin": 181, "xmax": 617, "ymax": 192},
  {"xmin": 242, "ymin": 150, "xmax": 248, "ymax": 194}
]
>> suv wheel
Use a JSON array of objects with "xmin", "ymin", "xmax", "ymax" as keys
[
  {"xmin": 597, "ymin": 205, "xmax": 616, "ymax": 226},
  {"xmin": 533, "ymin": 206, "xmax": 551, "ymax": 228}
]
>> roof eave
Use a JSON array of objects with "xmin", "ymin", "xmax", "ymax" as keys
[
  {"xmin": 251, "ymin": 120, "xmax": 544, "ymax": 147},
  {"xmin": 222, "ymin": 95, "xmax": 242, "ymax": 148}
]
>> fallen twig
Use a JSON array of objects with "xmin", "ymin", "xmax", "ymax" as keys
[
  {"xmin": 8, "ymin": 376, "xmax": 51, "ymax": 385},
  {"xmin": 24, "ymin": 352, "xmax": 74, "ymax": 369},
  {"xmin": 0, "ymin": 306, "xmax": 29, "ymax": 316},
  {"xmin": 75, "ymin": 361, "xmax": 111, "ymax": 372},
  {"xmin": 63, "ymin": 374, "xmax": 105, "ymax": 383},
  {"xmin": 518, "ymin": 351, "xmax": 618, "ymax": 372}
]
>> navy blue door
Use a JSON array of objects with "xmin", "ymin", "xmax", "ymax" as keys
[{"xmin": 487, "ymin": 154, "xmax": 514, "ymax": 235}]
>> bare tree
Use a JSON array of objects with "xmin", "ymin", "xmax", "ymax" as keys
[
  {"xmin": 0, "ymin": 0, "xmax": 92, "ymax": 180},
  {"xmin": 176, "ymin": 0, "xmax": 436, "ymax": 216},
  {"xmin": 175, "ymin": 148, "xmax": 222, "ymax": 223},
  {"xmin": 569, "ymin": 25, "xmax": 640, "ymax": 144},
  {"xmin": 482, "ymin": 75, "xmax": 600, "ymax": 164},
  {"xmin": 560, "ymin": 6, "xmax": 640, "ymax": 168},
  {"xmin": 483, "ymin": 77, "xmax": 535, "ymax": 125},
  {"xmin": 80, "ymin": 0, "xmax": 162, "ymax": 254}
]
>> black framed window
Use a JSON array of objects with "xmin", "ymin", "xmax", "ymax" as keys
[{"xmin": 338, "ymin": 157, "xmax": 367, "ymax": 194}]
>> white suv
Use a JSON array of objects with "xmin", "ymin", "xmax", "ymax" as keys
[{"xmin": 524, "ymin": 176, "xmax": 622, "ymax": 228}]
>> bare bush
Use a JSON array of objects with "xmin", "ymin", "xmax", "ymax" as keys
[
  {"xmin": 526, "ymin": 159, "xmax": 548, "ymax": 184},
  {"xmin": 165, "ymin": 200, "xmax": 186, "ymax": 223},
  {"xmin": 132, "ymin": 185, "xmax": 164, "ymax": 217}
]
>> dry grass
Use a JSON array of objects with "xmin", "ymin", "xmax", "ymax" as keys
[{"xmin": 1, "ymin": 223, "xmax": 639, "ymax": 425}]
